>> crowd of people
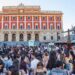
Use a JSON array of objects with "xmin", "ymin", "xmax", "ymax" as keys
[{"xmin": 0, "ymin": 44, "xmax": 75, "ymax": 75}]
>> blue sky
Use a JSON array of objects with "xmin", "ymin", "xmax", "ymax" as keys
[{"xmin": 0, "ymin": 0, "xmax": 75, "ymax": 31}]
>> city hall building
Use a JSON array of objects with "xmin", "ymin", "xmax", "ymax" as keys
[{"xmin": 0, "ymin": 3, "xmax": 63, "ymax": 44}]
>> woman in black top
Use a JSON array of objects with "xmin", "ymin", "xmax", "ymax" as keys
[{"xmin": 34, "ymin": 62, "xmax": 47, "ymax": 75}]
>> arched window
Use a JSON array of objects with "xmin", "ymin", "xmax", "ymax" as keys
[
  {"xmin": 27, "ymin": 23, "xmax": 30, "ymax": 29},
  {"xmin": 35, "ymin": 23, "xmax": 38, "ymax": 29},
  {"xmin": 27, "ymin": 34, "xmax": 31, "ymax": 41},
  {"xmin": 12, "ymin": 34, "xmax": 16, "ymax": 41},
  {"xmin": 4, "ymin": 34, "xmax": 8, "ymax": 41},
  {"xmin": 42, "ymin": 24, "xmax": 47, "ymax": 30},
  {"xmin": 35, "ymin": 34, "xmax": 39, "ymax": 41},
  {"xmin": 12, "ymin": 24, "xmax": 17, "ymax": 29},
  {"xmin": 19, "ymin": 33, "xmax": 23, "ymax": 41},
  {"xmin": 4, "ymin": 24, "xmax": 8, "ymax": 29},
  {"xmin": 50, "ymin": 23, "xmax": 53, "ymax": 30},
  {"xmin": 57, "ymin": 24, "xmax": 60, "ymax": 30},
  {"xmin": 20, "ymin": 23, "xmax": 24, "ymax": 29}
]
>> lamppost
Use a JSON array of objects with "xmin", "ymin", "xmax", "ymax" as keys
[
  {"xmin": 56, "ymin": 27, "xmax": 74, "ymax": 49},
  {"xmin": 56, "ymin": 29, "xmax": 71, "ymax": 49},
  {"xmin": 57, "ymin": 32, "xmax": 59, "ymax": 41},
  {"xmin": 67, "ymin": 29, "xmax": 71, "ymax": 51}
]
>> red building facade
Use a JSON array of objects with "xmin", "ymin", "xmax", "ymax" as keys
[{"xmin": 0, "ymin": 4, "xmax": 63, "ymax": 42}]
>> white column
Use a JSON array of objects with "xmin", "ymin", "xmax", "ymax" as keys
[
  {"xmin": 24, "ymin": 32, "xmax": 27, "ymax": 41},
  {"xmin": 24, "ymin": 16, "xmax": 26, "ymax": 29},
  {"xmin": 39, "ymin": 32, "xmax": 43, "ymax": 42},
  {"xmin": 40, "ymin": 16, "xmax": 41, "ymax": 30},
  {"xmin": 2, "ymin": 16, "xmax": 3, "ymax": 29},
  {"xmin": 60, "ymin": 16, "xmax": 63, "ymax": 41},
  {"xmin": 54, "ymin": 16, "xmax": 56, "ymax": 31},
  {"xmin": 9, "ymin": 15, "xmax": 11, "ymax": 29},
  {"xmin": 54, "ymin": 16, "xmax": 57, "ymax": 42},
  {"xmin": 47, "ymin": 16, "xmax": 48, "ymax": 30},
  {"xmin": 16, "ymin": 32, "xmax": 19, "ymax": 41},
  {"xmin": 31, "ymin": 32, "xmax": 35, "ymax": 40},
  {"xmin": 32, "ymin": 16, "xmax": 34, "ymax": 30},
  {"xmin": 17, "ymin": 16, "xmax": 18, "ymax": 29},
  {"xmin": 8, "ymin": 32, "xmax": 12, "ymax": 41},
  {"xmin": 0, "ymin": 32, "xmax": 2, "ymax": 41},
  {"xmin": 0, "ymin": 32, "xmax": 4, "ymax": 41},
  {"xmin": 61, "ymin": 16, "xmax": 63, "ymax": 31}
]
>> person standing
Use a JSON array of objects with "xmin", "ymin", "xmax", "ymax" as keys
[{"xmin": 30, "ymin": 52, "xmax": 39, "ymax": 75}]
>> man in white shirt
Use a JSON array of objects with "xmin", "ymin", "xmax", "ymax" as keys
[{"xmin": 30, "ymin": 52, "xmax": 39, "ymax": 70}]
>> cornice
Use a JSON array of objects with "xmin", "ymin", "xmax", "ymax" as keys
[
  {"xmin": 0, "ymin": 12, "xmax": 63, "ymax": 15},
  {"xmin": 0, "ymin": 3, "xmax": 63, "ymax": 15}
]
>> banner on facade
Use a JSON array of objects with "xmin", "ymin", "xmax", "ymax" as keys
[{"xmin": 28, "ymin": 40, "xmax": 34, "ymax": 46}]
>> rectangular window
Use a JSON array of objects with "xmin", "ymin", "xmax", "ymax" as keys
[
  {"xmin": 27, "ymin": 25, "xmax": 30, "ymax": 29},
  {"xmin": 28, "ymin": 16, "xmax": 30, "ymax": 20},
  {"xmin": 57, "ymin": 36, "xmax": 60, "ymax": 41},
  {"xmin": 35, "ymin": 16, "xmax": 38, "ymax": 20},
  {"xmin": 42, "ymin": 26, "xmax": 47, "ymax": 30},
  {"xmin": 35, "ymin": 25, "xmax": 38, "ymax": 29},
  {"xmin": 51, "ymin": 36, "xmax": 53, "ymax": 40},
  {"xmin": 56, "ymin": 24, "xmax": 60, "ymax": 30},
  {"xmin": 20, "ymin": 16, "xmax": 23, "ymax": 20},
  {"xmin": 4, "ymin": 16, "xmax": 9, "ymax": 21},
  {"xmin": 44, "ymin": 36, "xmax": 46, "ymax": 40},
  {"xmin": 50, "ymin": 16, "xmax": 53, "ymax": 21},
  {"xmin": 42, "ymin": 16, "xmax": 46, "ymax": 20},
  {"xmin": 56, "ymin": 16, "xmax": 61, "ymax": 21},
  {"xmin": 13, "ymin": 26, "xmax": 16, "ymax": 29},
  {"xmin": 50, "ymin": 25, "xmax": 53, "ymax": 30},
  {"xmin": 12, "ymin": 16, "xmax": 17, "ymax": 20},
  {"xmin": 44, "ymin": 26, "xmax": 47, "ymax": 29},
  {"xmin": 20, "ymin": 25, "xmax": 23, "ymax": 29},
  {"xmin": 57, "ymin": 25, "xmax": 60, "ymax": 30}
]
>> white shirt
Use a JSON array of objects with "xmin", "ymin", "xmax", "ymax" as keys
[{"xmin": 31, "ymin": 58, "xmax": 39, "ymax": 70}]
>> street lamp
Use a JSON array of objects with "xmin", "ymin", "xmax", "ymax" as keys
[
  {"xmin": 57, "ymin": 32, "xmax": 61, "ymax": 41},
  {"xmin": 57, "ymin": 32, "xmax": 59, "ymax": 41},
  {"xmin": 67, "ymin": 29, "xmax": 71, "ymax": 51}
]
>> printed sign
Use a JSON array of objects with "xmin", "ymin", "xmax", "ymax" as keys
[{"xmin": 29, "ymin": 40, "xmax": 34, "ymax": 46}]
